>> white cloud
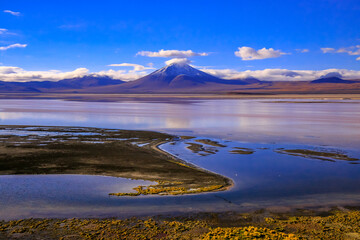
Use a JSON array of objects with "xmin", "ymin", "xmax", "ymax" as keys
[
  {"xmin": 165, "ymin": 58, "xmax": 191, "ymax": 65},
  {"xmin": 3, "ymin": 10, "xmax": 21, "ymax": 16},
  {"xmin": 0, "ymin": 28, "xmax": 8, "ymax": 34},
  {"xmin": 95, "ymin": 69, "xmax": 147, "ymax": 81},
  {"xmin": 321, "ymin": 45, "xmax": 360, "ymax": 60},
  {"xmin": 107, "ymin": 63, "xmax": 154, "ymax": 72},
  {"xmin": 321, "ymin": 48, "xmax": 335, "ymax": 53},
  {"xmin": 235, "ymin": 46, "xmax": 287, "ymax": 60},
  {"xmin": 201, "ymin": 68, "xmax": 360, "ymax": 81},
  {"xmin": 137, "ymin": 49, "xmax": 209, "ymax": 58},
  {"xmin": 296, "ymin": 49, "xmax": 309, "ymax": 53},
  {"xmin": 0, "ymin": 43, "xmax": 27, "ymax": 51},
  {"xmin": 0, "ymin": 28, "xmax": 17, "ymax": 36}
]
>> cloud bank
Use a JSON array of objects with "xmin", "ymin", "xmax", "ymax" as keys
[
  {"xmin": 0, "ymin": 65, "xmax": 149, "ymax": 82},
  {"xmin": 0, "ymin": 66, "xmax": 89, "ymax": 82},
  {"xmin": 0, "ymin": 43, "xmax": 27, "ymax": 51},
  {"xmin": 235, "ymin": 46, "xmax": 287, "ymax": 60},
  {"xmin": 3, "ymin": 10, "xmax": 21, "ymax": 16},
  {"xmin": 137, "ymin": 49, "xmax": 209, "ymax": 58},
  {"xmin": 201, "ymin": 68, "xmax": 360, "ymax": 81},
  {"xmin": 2, "ymin": 64, "xmax": 360, "ymax": 83}
]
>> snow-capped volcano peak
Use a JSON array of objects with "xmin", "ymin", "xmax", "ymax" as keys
[{"xmin": 151, "ymin": 63, "xmax": 210, "ymax": 78}]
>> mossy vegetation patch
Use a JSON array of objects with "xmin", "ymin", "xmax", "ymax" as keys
[
  {"xmin": 109, "ymin": 182, "xmax": 224, "ymax": 196},
  {"xmin": 1, "ymin": 209, "xmax": 360, "ymax": 239}
]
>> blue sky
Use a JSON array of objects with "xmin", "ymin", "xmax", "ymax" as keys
[{"xmin": 1, "ymin": 0, "xmax": 360, "ymax": 81}]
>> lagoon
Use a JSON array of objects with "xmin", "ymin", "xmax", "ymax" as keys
[{"xmin": 0, "ymin": 98, "xmax": 360, "ymax": 219}]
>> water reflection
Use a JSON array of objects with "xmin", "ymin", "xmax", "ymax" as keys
[{"xmin": 1, "ymin": 99, "xmax": 359, "ymax": 148}]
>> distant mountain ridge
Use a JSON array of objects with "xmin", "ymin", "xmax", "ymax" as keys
[
  {"xmin": 0, "ymin": 75, "xmax": 124, "ymax": 92},
  {"xmin": 1, "ymin": 64, "xmax": 360, "ymax": 94}
]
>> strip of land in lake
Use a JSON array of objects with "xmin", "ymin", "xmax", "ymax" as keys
[{"xmin": 0, "ymin": 125, "xmax": 232, "ymax": 196}]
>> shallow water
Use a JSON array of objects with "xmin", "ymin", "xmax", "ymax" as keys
[{"xmin": 0, "ymin": 98, "xmax": 360, "ymax": 219}]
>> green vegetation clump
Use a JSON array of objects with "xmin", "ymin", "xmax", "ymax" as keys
[{"xmin": 109, "ymin": 181, "xmax": 224, "ymax": 196}]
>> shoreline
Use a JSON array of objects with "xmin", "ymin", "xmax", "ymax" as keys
[
  {"xmin": 152, "ymin": 140, "xmax": 235, "ymax": 193},
  {"xmin": 1, "ymin": 93, "xmax": 360, "ymax": 102}
]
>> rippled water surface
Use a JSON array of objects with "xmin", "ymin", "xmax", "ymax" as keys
[{"xmin": 1, "ymin": 98, "xmax": 360, "ymax": 219}]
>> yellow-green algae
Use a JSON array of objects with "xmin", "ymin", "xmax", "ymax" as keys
[
  {"xmin": 1, "ymin": 210, "xmax": 360, "ymax": 239},
  {"xmin": 109, "ymin": 181, "xmax": 224, "ymax": 196}
]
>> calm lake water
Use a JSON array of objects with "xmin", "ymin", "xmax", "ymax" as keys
[{"xmin": 1, "ymin": 98, "xmax": 360, "ymax": 219}]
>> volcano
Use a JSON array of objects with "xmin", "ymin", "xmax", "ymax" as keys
[{"xmin": 90, "ymin": 62, "xmax": 249, "ymax": 93}]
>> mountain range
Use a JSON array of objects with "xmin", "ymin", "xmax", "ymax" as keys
[
  {"xmin": 0, "ymin": 75, "xmax": 124, "ymax": 93},
  {"xmin": 1, "ymin": 63, "xmax": 360, "ymax": 94}
]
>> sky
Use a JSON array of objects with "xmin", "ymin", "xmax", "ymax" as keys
[{"xmin": 1, "ymin": 0, "xmax": 360, "ymax": 81}]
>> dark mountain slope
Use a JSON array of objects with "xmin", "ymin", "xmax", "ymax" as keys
[
  {"xmin": 311, "ymin": 77, "xmax": 359, "ymax": 84},
  {"xmin": 0, "ymin": 75, "xmax": 124, "ymax": 92}
]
